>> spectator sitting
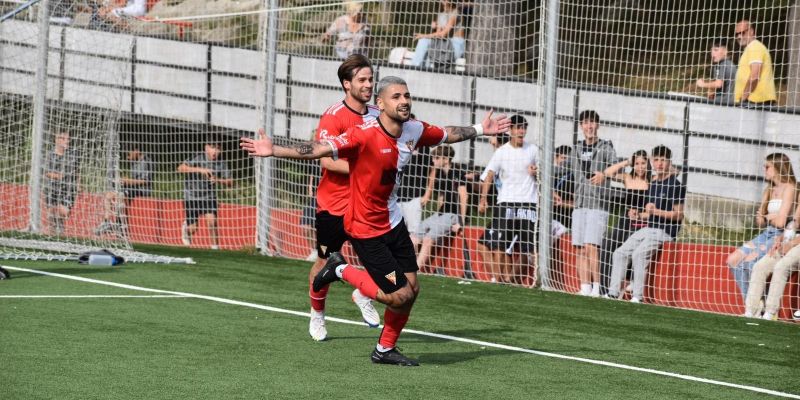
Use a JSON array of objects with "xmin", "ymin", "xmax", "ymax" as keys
[
  {"xmin": 745, "ymin": 202, "xmax": 800, "ymax": 320},
  {"xmin": 727, "ymin": 153, "xmax": 795, "ymax": 299},
  {"xmin": 600, "ymin": 150, "xmax": 651, "ymax": 296},
  {"xmin": 94, "ymin": 146, "xmax": 154, "ymax": 237},
  {"xmin": 322, "ymin": 1, "xmax": 370, "ymax": 59},
  {"xmin": 473, "ymin": 134, "xmax": 508, "ymax": 283},
  {"xmin": 733, "ymin": 19, "xmax": 777, "ymax": 107},
  {"xmin": 607, "ymin": 145, "xmax": 686, "ymax": 303},
  {"xmin": 410, "ymin": 0, "xmax": 465, "ymax": 68},
  {"xmin": 413, "ymin": 145, "xmax": 467, "ymax": 275},
  {"xmin": 695, "ymin": 38, "xmax": 736, "ymax": 105}
]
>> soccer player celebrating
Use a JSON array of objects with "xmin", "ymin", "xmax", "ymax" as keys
[
  {"xmin": 307, "ymin": 54, "xmax": 381, "ymax": 341},
  {"xmin": 241, "ymin": 76, "xmax": 510, "ymax": 366}
]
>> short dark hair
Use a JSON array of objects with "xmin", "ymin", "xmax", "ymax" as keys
[
  {"xmin": 510, "ymin": 114, "xmax": 528, "ymax": 128},
  {"xmin": 651, "ymin": 145, "xmax": 672, "ymax": 159},
  {"xmin": 711, "ymin": 37, "xmax": 728, "ymax": 48},
  {"xmin": 578, "ymin": 110, "xmax": 600, "ymax": 123},
  {"xmin": 555, "ymin": 145, "xmax": 571, "ymax": 156},
  {"xmin": 337, "ymin": 54, "xmax": 372, "ymax": 90},
  {"xmin": 432, "ymin": 144, "xmax": 455, "ymax": 159},
  {"xmin": 376, "ymin": 76, "xmax": 407, "ymax": 96}
]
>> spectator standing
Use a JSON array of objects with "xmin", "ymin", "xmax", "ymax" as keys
[
  {"xmin": 552, "ymin": 145, "xmax": 574, "ymax": 231},
  {"xmin": 95, "ymin": 146, "xmax": 154, "ymax": 237},
  {"xmin": 322, "ymin": 1, "xmax": 370, "ymax": 59},
  {"xmin": 43, "ymin": 131, "xmax": 80, "ymax": 236},
  {"xmin": 607, "ymin": 145, "xmax": 686, "ymax": 303},
  {"xmin": 410, "ymin": 0, "xmax": 465, "ymax": 68},
  {"xmin": 478, "ymin": 115, "xmax": 540, "ymax": 285},
  {"xmin": 474, "ymin": 135, "xmax": 509, "ymax": 283},
  {"xmin": 569, "ymin": 110, "xmax": 616, "ymax": 297},
  {"xmin": 696, "ymin": 38, "xmax": 736, "ymax": 105},
  {"xmin": 734, "ymin": 19, "xmax": 777, "ymax": 106},
  {"xmin": 413, "ymin": 145, "xmax": 467, "ymax": 274},
  {"xmin": 727, "ymin": 153, "xmax": 795, "ymax": 299},
  {"xmin": 178, "ymin": 141, "xmax": 233, "ymax": 250},
  {"xmin": 599, "ymin": 150, "xmax": 651, "ymax": 296}
]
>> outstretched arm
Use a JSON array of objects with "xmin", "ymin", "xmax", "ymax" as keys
[
  {"xmin": 240, "ymin": 130, "xmax": 333, "ymax": 160},
  {"xmin": 444, "ymin": 111, "xmax": 511, "ymax": 144}
]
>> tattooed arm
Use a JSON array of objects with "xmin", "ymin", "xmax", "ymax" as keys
[
  {"xmin": 443, "ymin": 111, "xmax": 511, "ymax": 144},
  {"xmin": 240, "ymin": 130, "xmax": 334, "ymax": 160}
]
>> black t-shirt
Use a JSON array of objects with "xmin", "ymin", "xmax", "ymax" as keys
[
  {"xmin": 435, "ymin": 167, "xmax": 466, "ymax": 215},
  {"xmin": 397, "ymin": 146, "xmax": 432, "ymax": 202}
]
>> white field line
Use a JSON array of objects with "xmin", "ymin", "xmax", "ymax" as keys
[
  {"xmin": 0, "ymin": 294, "xmax": 188, "ymax": 298},
  {"xmin": 3, "ymin": 265, "xmax": 798, "ymax": 399}
]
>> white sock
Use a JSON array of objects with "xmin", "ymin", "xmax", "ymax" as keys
[
  {"xmin": 580, "ymin": 283, "xmax": 591, "ymax": 295},
  {"xmin": 335, "ymin": 264, "xmax": 346, "ymax": 278},
  {"xmin": 376, "ymin": 344, "xmax": 392, "ymax": 353}
]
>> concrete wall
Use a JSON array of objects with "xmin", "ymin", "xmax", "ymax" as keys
[{"xmin": 3, "ymin": 20, "xmax": 800, "ymax": 209}]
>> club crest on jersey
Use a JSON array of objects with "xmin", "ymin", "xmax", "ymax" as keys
[
  {"xmin": 385, "ymin": 271, "xmax": 397, "ymax": 285},
  {"xmin": 405, "ymin": 140, "xmax": 416, "ymax": 151}
]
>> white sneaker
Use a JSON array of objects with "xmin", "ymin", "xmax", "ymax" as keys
[
  {"xmin": 352, "ymin": 289, "xmax": 380, "ymax": 328},
  {"xmin": 305, "ymin": 251, "xmax": 318, "ymax": 262},
  {"xmin": 180, "ymin": 222, "xmax": 191, "ymax": 246},
  {"xmin": 630, "ymin": 297, "xmax": 641, "ymax": 303},
  {"xmin": 211, "ymin": 245, "xmax": 219, "ymax": 250},
  {"xmin": 309, "ymin": 309, "xmax": 327, "ymax": 341},
  {"xmin": 762, "ymin": 312, "xmax": 777, "ymax": 321}
]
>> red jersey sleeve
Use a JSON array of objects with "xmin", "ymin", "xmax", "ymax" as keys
[
  {"xmin": 416, "ymin": 121, "xmax": 447, "ymax": 148},
  {"xmin": 327, "ymin": 126, "xmax": 363, "ymax": 160}
]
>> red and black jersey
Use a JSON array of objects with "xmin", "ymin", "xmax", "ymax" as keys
[
  {"xmin": 314, "ymin": 101, "xmax": 380, "ymax": 216},
  {"xmin": 326, "ymin": 118, "xmax": 446, "ymax": 239}
]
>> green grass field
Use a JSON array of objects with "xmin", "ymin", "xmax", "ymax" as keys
[{"xmin": 1, "ymin": 245, "xmax": 798, "ymax": 399}]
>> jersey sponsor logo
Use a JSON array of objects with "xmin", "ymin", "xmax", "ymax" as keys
[
  {"xmin": 318, "ymin": 129, "xmax": 329, "ymax": 139},
  {"xmin": 385, "ymin": 271, "xmax": 397, "ymax": 285},
  {"xmin": 380, "ymin": 148, "xmax": 392, "ymax": 154}
]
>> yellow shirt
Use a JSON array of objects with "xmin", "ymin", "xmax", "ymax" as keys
[{"xmin": 734, "ymin": 40, "xmax": 777, "ymax": 103}]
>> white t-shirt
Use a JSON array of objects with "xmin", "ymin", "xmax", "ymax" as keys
[{"xmin": 482, "ymin": 142, "xmax": 539, "ymax": 204}]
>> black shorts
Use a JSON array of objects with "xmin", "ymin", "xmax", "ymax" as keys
[
  {"xmin": 185, "ymin": 198, "xmax": 218, "ymax": 225},
  {"xmin": 315, "ymin": 211, "xmax": 348, "ymax": 258},
  {"xmin": 478, "ymin": 216, "xmax": 506, "ymax": 251},
  {"xmin": 349, "ymin": 221, "xmax": 418, "ymax": 295},
  {"xmin": 497, "ymin": 203, "xmax": 538, "ymax": 254}
]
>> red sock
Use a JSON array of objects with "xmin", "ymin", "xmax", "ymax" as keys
[
  {"xmin": 378, "ymin": 309, "xmax": 409, "ymax": 350},
  {"xmin": 309, "ymin": 282, "xmax": 329, "ymax": 312},
  {"xmin": 341, "ymin": 265, "xmax": 379, "ymax": 300}
]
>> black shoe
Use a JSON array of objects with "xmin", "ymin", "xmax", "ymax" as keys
[
  {"xmin": 312, "ymin": 252, "xmax": 345, "ymax": 292},
  {"xmin": 370, "ymin": 348, "xmax": 419, "ymax": 366},
  {"xmin": 0, "ymin": 267, "xmax": 10, "ymax": 280}
]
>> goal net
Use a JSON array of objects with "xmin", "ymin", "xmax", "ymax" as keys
[{"xmin": 2, "ymin": 0, "xmax": 799, "ymax": 320}]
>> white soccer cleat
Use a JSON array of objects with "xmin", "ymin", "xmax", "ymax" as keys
[
  {"xmin": 309, "ymin": 309, "xmax": 327, "ymax": 341},
  {"xmin": 180, "ymin": 222, "xmax": 191, "ymax": 246},
  {"xmin": 762, "ymin": 312, "xmax": 777, "ymax": 321},
  {"xmin": 352, "ymin": 289, "xmax": 380, "ymax": 328},
  {"xmin": 630, "ymin": 297, "xmax": 641, "ymax": 303}
]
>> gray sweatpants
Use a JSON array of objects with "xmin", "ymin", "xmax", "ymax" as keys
[{"xmin": 608, "ymin": 227, "xmax": 673, "ymax": 299}]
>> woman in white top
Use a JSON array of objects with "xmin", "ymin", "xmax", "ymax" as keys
[
  {"xmin": 410, "ymin": 0, "xmax": 465, "ymax": 67},
  {"xmin": 727, "ymin": 153, "xmax": 796, "ymax": 300},
  {"xmin": 323, "ymin": 2, "xmax": 370, "ymax": 59}
]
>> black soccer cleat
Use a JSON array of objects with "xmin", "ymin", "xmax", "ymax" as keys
[
  {"xmin": 0, "ymin": 266, "xmax": 10, "ymax": 280},
  {"xmin": 312, "ymin": 252, "xmax": 345, "ymax": 292},
  {"xmin": 370, "ymin": 348, "xmax": 419, "ymax": 366}
]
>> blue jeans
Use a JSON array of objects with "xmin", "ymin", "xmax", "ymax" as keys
[
  {"xmin": 730, "ymin": 226, "xmax": 781, "ymax": 298},
  {"xmin": 410, "ymin": 37, "xmax": 466, "ymax": 67}
]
